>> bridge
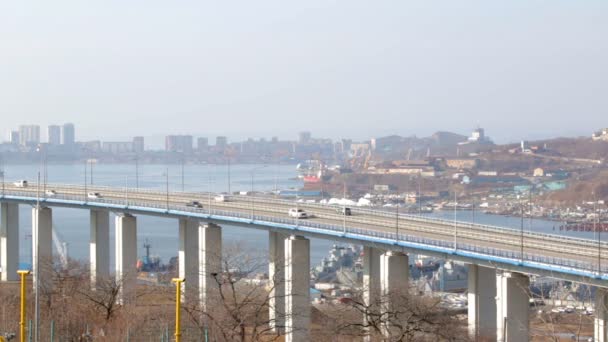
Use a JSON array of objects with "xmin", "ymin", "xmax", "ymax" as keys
[{"xmin": 1, "ymin": 182, "xmax": 607, "ymax": 341}]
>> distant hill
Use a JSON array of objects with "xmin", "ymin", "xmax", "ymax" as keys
[
  {"xmin": 502, "ymin": 137, "xmax": 608, "ymax": 161},
  {"xmin": 430, "ymin": 131, "xmax": 468, "ymax": 146}
]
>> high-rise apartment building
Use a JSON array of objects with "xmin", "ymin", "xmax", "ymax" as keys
[
  {"xmin": 47, "ymin": 125, "xmax": 61, "ymax": 145},
  {"xmin": 18, "ymin": 125, "xmax": 40, "ymax": 146},
  {"xmin": 165, "ymin": 135, "xmax": 193, "ymax": 153},
  {"xmin": 9, "ymin": 131, "xmax": 19, "ymax": 145},
  {"xmin": 215, "ymin": 136, "xmax": 228, "ymax": 149},
  {"xmin": 298, "ymin": 131, "xmax": 311, "ymax": 144},
  {"xmin": 133, "ymin": 136, "xmax": 145, "ymax": 153},
  {"xmin": 62, "ymin": 123, "xmax": 75, "ymax": 145},
  {"xmin": 197, "ymin": 137, "xmax": 208, "ymax": 151}
]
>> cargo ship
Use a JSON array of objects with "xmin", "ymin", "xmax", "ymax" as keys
[{"xmin": 296, "ymin": 160, "xmax": 324, "ymax": 183}]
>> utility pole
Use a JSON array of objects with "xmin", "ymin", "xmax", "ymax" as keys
[
  {"xmin": 18, "ymin": 270, "xmax": 30, "ymax": 342},
  {"xmin": 172, "ymin": 278, "xmax": 185, "ymax": 342}
]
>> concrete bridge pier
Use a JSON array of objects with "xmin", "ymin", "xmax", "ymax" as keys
[
  {"xmin": 115, "ymin": 214, "xmax": 137, "ymax": 304},
  {"xmin": 496, "ymin": 271, "xmax": 530, "ymax": 342},
  {"xmin": 90, "ymin": 209, "xmax": 110, "ymax": 289},
  {"xmin": 1, "ymin": 203, "xmax": 19, "ymax": 281},
  {"xmin": 468, "ymin": 264, "xmax": 497, "ymax": 340},
  {"xmin": 595, "ymin": 288, "xmax": 608, "ymax": 342},
  {"xmin": 199, "ymin": 223, "xmax": 222, "ymax": 312},
  {"xmin": 32, "ymin": 206, "xmax": 53, "ymax": 291},
  {"xmin": 362, "ymin": 246, "xmax": 382, "ymax": 341},
  {"xmin": 269, "ymin": 231, "xmax": 286, "ymax": 334},
  {"xmin": 178, "ymin": 218, "xmax": 199, "ymax": 303},
  {"xmin": 285, "ymin": 235, "xmax": 310, "ymax": 342},
  {"xmin": 379, "ymin": 251, "xmax": 409, "ymax": 338}
]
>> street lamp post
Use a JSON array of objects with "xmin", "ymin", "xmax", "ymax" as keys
[
  {"xmin": 1, "ymin": 157, "xmax": 4, "ymax": 197},
  {"xmin": 125, "ymin": 176, "xmax": 129, "ymax": 207},
  {"xmin": 395, "ymin": 205, "xmax": 400, "ymax": 242},
  {"xmin": 135, "ymin": 156, "xmax": 139, "ymax": 189},
  {"xmin": 519, "ymin": 194, "xmax": 524, "ymax": 263},
  {"xmin": 34, "ymin": 172, "xmax": 40, "ymax": 342},
  {"xmin": 453, "ymin": 188, "xmax": 457, "ymax": 251},
  {"xmin": 595, "ymin": 193, "xmax": 601, "ymax": 275},
  {"xmin": 343, "ymin": 183, "xmax": 347, "ymax": 235},
  {"xmin": 181, "ymin": 156, "xmax": 185, "ymax": 192},
  {"xmin": 250, "ymin": 165, "xmax": 268, "ymax": 219},
  {"xmin": 165, "ymin": 169, "xmax": 170, "ymax": 210},
  {"xmin": 84, "ymin": 160, "xmax": 88, "ymax": 200}
]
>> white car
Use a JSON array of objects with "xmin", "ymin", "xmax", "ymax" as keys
[
  {"xmin": 45, "ymin": 190, "xmax": 57, "ymax": 197},
  {"xmin": 214, "ymin": 194, "xmax": 231, "ymax": 202},
  {"xmin": 87, "ymin": 192, "xmax": 102, "ymax": 199},
  {"xmin": 14, "ymin": 180, "xmax": 28, "ymax": 188},
  {"xmin": 288, "ymin": 208, "xmax": 308, "ymax": 219}
]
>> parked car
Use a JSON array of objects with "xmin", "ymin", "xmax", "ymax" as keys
[
  {"xmin": 45, "ymin": 190, "xmax": 57, "ymax": 197},
  {"xmin": 186, "ymin": 201, "xmax": 203, "ymax": 208},
  {"xmin": 288, "ymin": 208, "xmax": 308, "ymax": 219},
  {"xmin": 336, "ymin": 207, "xmax": 352, "ymax": 216},
  {"xmin": 14, "ymin": 180, "xmax": 28, "ymax": 188},
  {"xmin": 87, "ymin": 192, "xmax": 102, "ymax": 199}
]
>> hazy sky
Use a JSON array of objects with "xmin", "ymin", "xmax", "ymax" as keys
[{"xmin": 1, "ymin": 1, "xmax": 607, "ymax": 147}]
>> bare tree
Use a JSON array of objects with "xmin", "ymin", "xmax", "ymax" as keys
[
  {"xmin": 327, "ymin": 287, "xmax": 469, "ymax": 341},
  {"xmin": 181, "ymin": 243, "xmax": 289, "ymax": 341}
]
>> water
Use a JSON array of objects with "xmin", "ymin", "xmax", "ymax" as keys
[{"xmin": 1, "ymin": 163, "xmax": 594, "ymax": 268}]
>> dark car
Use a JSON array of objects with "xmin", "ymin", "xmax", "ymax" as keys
[
  {"xmin": 186, "ymin": 201, "xmax": 203, "ymax": 208},
  {"xmin": 336, "ymin": 207, "xmax": 352, "ymax": 216}
]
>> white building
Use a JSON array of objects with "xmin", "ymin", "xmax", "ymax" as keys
[{"xmin": 592, "ymin": 128, "xmax": 608, "ymax": 141}]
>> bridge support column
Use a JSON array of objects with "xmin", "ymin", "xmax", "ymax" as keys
[
  {"xmin": 285, "ymin": 235, "xmax": 310, "ymax": 342},
  {"xmin": 269, "ymin": 231, "xmax": 286, "ymax": 334},
  {"xmin": 199, "ymin": 223, "xmax": 221, "ymax": 312},
  {"xmin": 179, "ymin": 218, "xmax": 199, "ymax": 303},
  {"xmin": 595, "ymin": 288, "xmax": 608, "ymax": 342},
  {"xmin": 468, "ymin": 264, "xmax": 497, "ymax": 340},
  {"xmin": 496, "ymin": 271, "xmax": 529, "ymax": 342},
  {"xmin": 362, "ymin": 246, "xmax": 382, "ymax": 341},
  {"xmin": 90, "ymin": 210, "xmax": 110, "ymax": 289},
  {"xmin": 115, "ymin": 214, "xmax": 137, "ymax": 304},
  {"xmin": 380, "ymin": 251, "xmax": 409, "ymax": 338},
  {"xmin": 1, "ymin": 203, "xmax": 19, "ymax": 281},
  {"xmin": 32, "ymin": 207, "xmax": 52, "ymax": 291}
]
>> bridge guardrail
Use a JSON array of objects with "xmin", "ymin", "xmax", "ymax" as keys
[{"xmin": 2, "ymin": 185, "xmax": 607, "ymax": 277}]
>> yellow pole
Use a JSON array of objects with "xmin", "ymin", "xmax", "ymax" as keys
[
  {"xmin": 17, "ymin": 270, "xmax": 30, "ymax": 342},
  {"xmin": 172, "ymin": 278, "xmax": 185, "ymax": 342}
]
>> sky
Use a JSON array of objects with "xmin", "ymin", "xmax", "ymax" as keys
[{"xmin": 1, "ymin": 1, "xmax": 607, "ymax": 148}]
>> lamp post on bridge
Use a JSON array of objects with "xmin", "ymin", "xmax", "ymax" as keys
[
  {"xmin": 134, "ymin": 155, "xmax": 139, "ymax": 189},
  {"xmin": 343, "ymin": 183, "xmax": 347, "ymax": 235},
  {"xmin": 250, "ymin": 165, "xmax": 268, "ymax": 219},
  {"xmin": 163, "ymin": 168, "xmax": 170, "ymax": 211},
  {"xmin": 1, "ymin": 154, "xmax": 5, "ymax": 197},
  {"xmin": 595, "ymin": 192, "xmax": 601, "ymax": 276},
  {"xmin": 453, "ymin": 187, "xmax": 457, "ymax": 251},
  {"xmin": 84, "ymin": 160, "xmax": 87, "ymax": 200},
  {"xmin": 518, "ymin": 194, "xmax": 524, "ymax": 263},
  {"xmin": 180, "ymin": 155, "xmax": 185, "ymax": 192}
]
